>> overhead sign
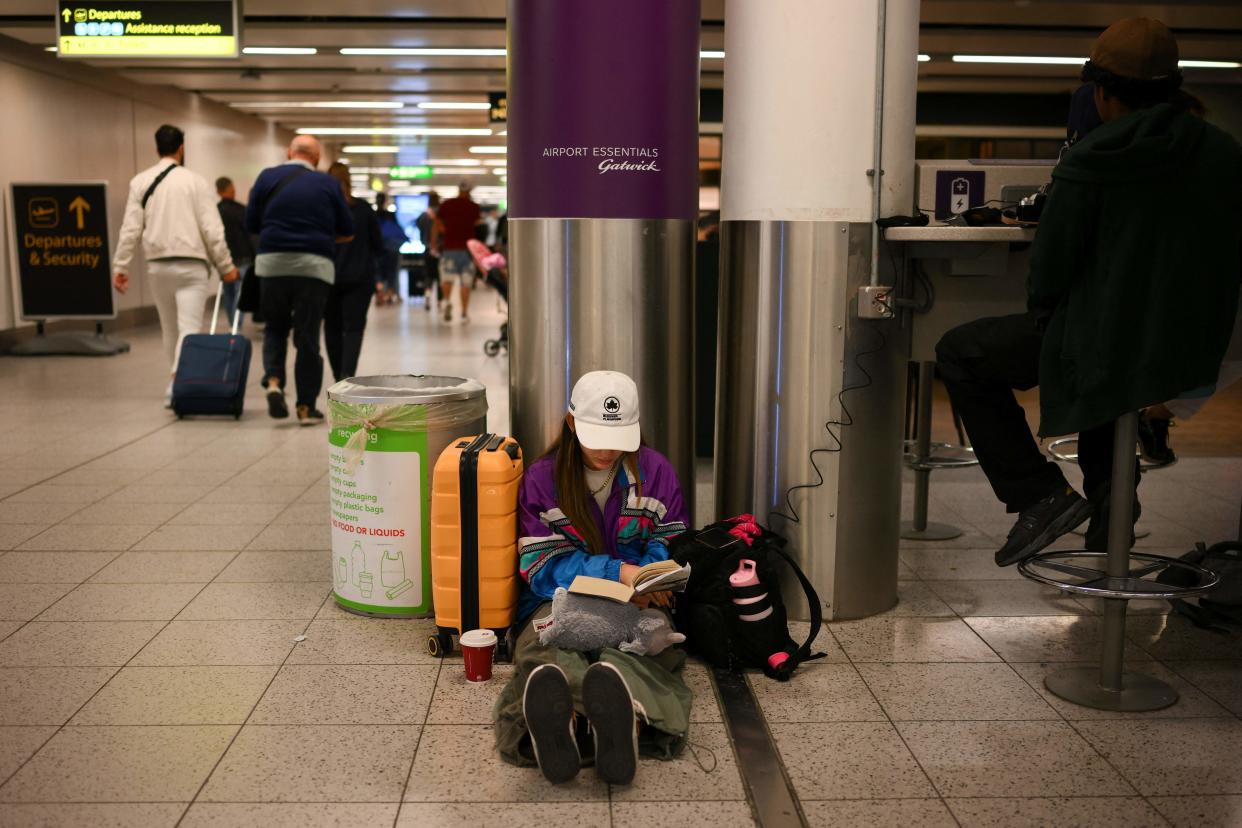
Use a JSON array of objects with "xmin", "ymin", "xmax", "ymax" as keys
[
  {"xmin": 55, "ymin": 1, "xmax": 239, "ymax": 58},
  {"xmin": 388, "ymin": 166, "xmax": 433, "ymax": 180},
  {"xmin": 9, "ymin": 183, "xmax": 114, "ymax": 320},
  {"xmin": 934, "ymin": 170, "xmax": 986, "ymax": 220}
]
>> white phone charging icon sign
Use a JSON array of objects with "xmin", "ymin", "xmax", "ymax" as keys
[{"xmin": 951, "ymin": 177, "xmax": 970, "ymax": 214}]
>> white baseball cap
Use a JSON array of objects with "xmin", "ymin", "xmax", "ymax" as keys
[{"xmin": 569, "ymin": 371, "xmax": 641, "ymax": 452}]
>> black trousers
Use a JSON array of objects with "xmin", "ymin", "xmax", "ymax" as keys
[
  {"xmin": 260, "ymin": 276, "xmax": 330, "ymax": 408},
  {"xmin": 935, "ymin": 312, "xmax": 1136, "ymax": 513},
  {"xmin": 324, "ymin": 279, "xmax": 373, "ymax": 382}
]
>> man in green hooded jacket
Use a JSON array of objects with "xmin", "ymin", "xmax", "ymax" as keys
[{"xmin": 936, "ymin": 17, "xmax": 1242, "ymax": 568}]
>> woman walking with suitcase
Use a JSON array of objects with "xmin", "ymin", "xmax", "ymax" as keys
[{"xmin": 493, "ymin": 371, "xmax": 693, "ymax": 786}]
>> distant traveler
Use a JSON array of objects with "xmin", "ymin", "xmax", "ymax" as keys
[
  {"xmin": 375, "ymin": 193, "xmax": 408, "ymax": 306},
  {"xmin": 246, "ymin": 135, "xmax": 354, "ymax": 426},
  {"xmin": 112, "ymin": 124, "xmax": 239, "ymax": 408},
  {"xmin": 415, "ymin": 191, "xmax": 441, "ymax": 311},
  {"xmin": 434, "ymin": 180, "xmax": 482, "ymax": 323},
  {"xmin": 215, "ymin": 176, "xmax": 255, "ymax": 325},
  {"xmin": 494, "ymin": 371, "xmax": 691, "ymax": 785},
  {"xmin": 324, "ymin": 163, "xmax": 382, "ymax": 382},
  {"xmin": 935, "ymin": 18, "xmax": 1242, "ymax": 567}
]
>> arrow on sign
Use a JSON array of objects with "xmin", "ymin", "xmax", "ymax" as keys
[
  {"xmin": 68, "ymin": 196, "xmax": 90, "ymax": 230},
  {"xmin": 62, "ymin": 8, "xmax": 71, "ymax": 22}
]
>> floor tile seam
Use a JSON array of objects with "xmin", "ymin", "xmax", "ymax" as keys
[
  {"xmin": 3, "ymin": 573, "xmax": 232, "ymax": 776},
  {"xmin": 1059, "ymin": 716, "xmax": 1146, "ymax": 800},
  {"xmin": 0, "ymin": 551, "xmax": 128, "ymax": 646},
  {"xmin": 174, "ymin": 612, "xmax": 322, "ymax": 828},
  {"xmin": 0, "ymin": 420, "xmax": 181, "ymax": 507},
  {"xmin": 389, "ymin": 659, "xmax": 443, "ymax": 828},
  {"xmin": 1158, "ymin": 660, "xmax": 1242, "ymax": 717},
  {"xmin": 834, "ymin": 628, "xmax": 961, "ymax": 822}
]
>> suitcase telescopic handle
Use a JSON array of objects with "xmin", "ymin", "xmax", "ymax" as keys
[
  {"xmin": 209, "ymin": 280, "xmax": 224, "ymax": 336},
  {"xmin": 208, "ymin": 276, "xmax": 243, "ymax": 337}
]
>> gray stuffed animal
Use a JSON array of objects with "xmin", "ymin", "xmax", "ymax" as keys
[{"xmin": 536, "ymin": 588, "xmax": 686, "ymax": 656}]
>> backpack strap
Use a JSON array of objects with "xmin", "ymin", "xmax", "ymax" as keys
[
  {"xmin": 141, "ymin": 163, "xmax": 178, "ymax": 209},
  {"xmin": 259, "ymin": 166, "xmax": 311, "ymax": 220},
  {"xmin": 764, "ymin": 539, "xmax": 826, "ymax": 664}
]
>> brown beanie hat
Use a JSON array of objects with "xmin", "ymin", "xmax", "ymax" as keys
[{"xmin": 1089, "ymin": 17, "xmax": 1180, "ymax": 80}]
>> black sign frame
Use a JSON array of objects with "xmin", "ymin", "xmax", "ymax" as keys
[
  {"xmin": 8, "ymin": 182, "xmax": 115, "ymax": 322},
  {"xmin": 55, "ymin": 0, "xmax": 240, "ymax": 59}
]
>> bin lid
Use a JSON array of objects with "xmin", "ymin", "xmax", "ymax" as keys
[{"xmin": 327, "ymin": 375, "xmax": 486, "ymax": 405}]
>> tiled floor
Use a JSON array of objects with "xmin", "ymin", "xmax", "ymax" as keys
[{"xmin": 1, "ymin": 289, "xmax": 1241, "ymax": 827}]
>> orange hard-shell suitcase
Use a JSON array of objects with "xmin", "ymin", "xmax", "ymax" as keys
[{"xmin": 428, "ymin": 433, "xmax": 523, "ymax": 659}]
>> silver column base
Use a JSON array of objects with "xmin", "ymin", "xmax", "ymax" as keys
[{"xmin": 1044, "ymin": 666, "xmax": 1178, "ymax": 712}]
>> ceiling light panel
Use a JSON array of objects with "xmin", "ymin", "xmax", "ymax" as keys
[
  {"xmin": 233, "ymin": 101, "xmax": 404, "ymax": 109},
  {"xmin": 469, "ymin": 146, "xmax": 507, "ymax": 154},
  {"xmin": 417, "ymin": 102, "xmax": 491, "ymax": 110},
  {"xmin": 299, "ymin": 127, "xmax": 493, "ymax": 136},
  {"xmin": 340, "ymin": 47, "xmax": 505, "ymax": 57},
  {"xmin": 343, "ymin": 145, "xmax": 400, "ymax": 153},
  {"xmin": 243, "ymin": 46, "xmax": 318, "ymax": 55}
]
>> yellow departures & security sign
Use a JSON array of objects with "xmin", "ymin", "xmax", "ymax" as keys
[
  {"xmin": 56, "ymin": 1, "xmax": 238, "ymax": 58},
  {"xmin": 9, "ymin": 183, "xmax": 115, "ymax": 320}
]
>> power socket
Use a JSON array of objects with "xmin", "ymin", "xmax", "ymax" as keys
[{"xmin": 857, "ymin": 285, "xmax": 893, "ymax": 319}]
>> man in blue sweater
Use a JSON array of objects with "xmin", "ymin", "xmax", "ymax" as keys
[{"xmin": 246, "ymin": 136, "xmax": 354, "ymax": 425}]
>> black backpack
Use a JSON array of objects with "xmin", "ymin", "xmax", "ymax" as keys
[
  {"xmin": 1157, "ymin": 540, "xmax": 1242, "ymax": 630},
  {"xmin": 669, "ymin": 518, "xmax": 825, "ymax": 681}
]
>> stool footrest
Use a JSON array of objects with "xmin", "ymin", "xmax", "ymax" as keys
[{"xmin": 1018, "ymin": 550, "xmax": 1219, "ymax": 600}]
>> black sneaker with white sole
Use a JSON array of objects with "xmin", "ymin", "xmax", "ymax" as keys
[
  {"xmin": 266, "ymin": 386, "xmax": 289, "ymax": 419},
  {"xmin": 994, "ymin": 486, "xmax": 1093, "ymax": 567},
  {"xmin": 524, "ymin": 664, "xmax": 580, "ymax": 784},
  {"xmin": 582, "ymin": 662, "xmax": 638, "ymax": 786}
]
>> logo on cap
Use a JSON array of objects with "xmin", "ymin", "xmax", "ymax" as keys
[{"xmin": 603, "ymin": 396, "xmax": 621, "ymax": 421}]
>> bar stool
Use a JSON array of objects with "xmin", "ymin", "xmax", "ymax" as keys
[
  {"xmin": 1018, "ymin": 411, "xmax": 1220, "ymax": 711},
  {"xmin": 901, "ymin": 361, "xmax": 977, "ymax": 541}
]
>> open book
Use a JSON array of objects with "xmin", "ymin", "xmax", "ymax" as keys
[{"xmin": 568, "ymin": 560, "xmax": 692, "ymax": 604}]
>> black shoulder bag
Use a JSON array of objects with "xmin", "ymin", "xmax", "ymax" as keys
[
  {"xmin": 141, "ymin": 163, "xmax": 178, "ymax": 209},
  {"xmin": 238, "ymin": 166, "xmax": 312, "ymax": 313}
]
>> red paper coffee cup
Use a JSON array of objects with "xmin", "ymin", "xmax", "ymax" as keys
[{"xmin": 460, "ymin": 629, "xmax": 498, "ymax": 682}]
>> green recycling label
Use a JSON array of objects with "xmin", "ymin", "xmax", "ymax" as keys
[{"xmin": 328, "ymin": 424, "xmax": 431, "ymax": 616}]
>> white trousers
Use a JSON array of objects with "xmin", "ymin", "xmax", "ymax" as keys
[{"xmin": 148, "ymin": 258, "xmax": 210, "ymax": 372}]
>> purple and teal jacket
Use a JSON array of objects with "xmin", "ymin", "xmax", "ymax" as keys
[{"xmin": 516, "ymin": 446, "xmax": 689, "ymax": 623}]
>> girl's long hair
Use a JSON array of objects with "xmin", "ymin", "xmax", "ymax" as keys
[{"xmin": 545, "ymin": 417, "xmax": 641, "ymax": 555}]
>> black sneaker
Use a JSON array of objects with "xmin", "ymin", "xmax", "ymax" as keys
[
  {"xmin": 266, "ymin": 385, "xmax": 288, "ymax": 419},
  {"xmin": 524, "ymin": 664, "xmax": 580, "ymax": 784},
  {"xmin": 296, "ymin": 405, "xmax": 325, "ymax": 427},
  {"xmin": 1138, "ymin": 412, "xmax": 1176, "ymax": 466},
  {"xmin": 995, "ymin": 486, "xmax": 1093, "ymax": 567},
  {"xmin": 582, "ymin": 662, "xmax": 638, "ymax": 786}
]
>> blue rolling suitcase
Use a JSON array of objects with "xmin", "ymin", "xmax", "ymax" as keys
[{"xmin": 172, "ymin": 281, "xmax": 251, "ymax": 419}]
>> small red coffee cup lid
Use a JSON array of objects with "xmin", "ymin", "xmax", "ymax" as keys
[{"xmin": 460, "ymin": 629, "xmax": 497, "ymax": 648}]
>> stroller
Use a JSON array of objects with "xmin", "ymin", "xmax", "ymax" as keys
[{"xmin": 467, "ymin": 239, "xmax": 509, "ymax": 357}]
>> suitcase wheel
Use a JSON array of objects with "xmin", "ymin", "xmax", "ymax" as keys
[
  {"xmin": 427, "ymin": 632, "xmax": 453, "ymax": 659},
  {"xmin": 483, "ymin": 340, "xmax": 501, "ymax": 357}
]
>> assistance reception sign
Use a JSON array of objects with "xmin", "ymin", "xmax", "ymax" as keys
[
  {"xmin": 10, "ymin": 183, "xmax": 114, "ymax": 320},
  {"xmin": 56, "ymin": 1, "xmax": 238, "ymax": 58}
]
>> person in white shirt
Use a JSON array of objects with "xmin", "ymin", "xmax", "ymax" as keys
[{"xmin": 112, "ymin": 124, "xmax": 239, "ymax": 406}]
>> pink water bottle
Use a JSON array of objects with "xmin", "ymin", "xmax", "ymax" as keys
[
  {"xmin": 729, "ymin": 559, "xmax": 772, "ymax": 621},
  {"xmin": 729, "ymin": 559, "xmax": 790, "ymax": 671}
]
